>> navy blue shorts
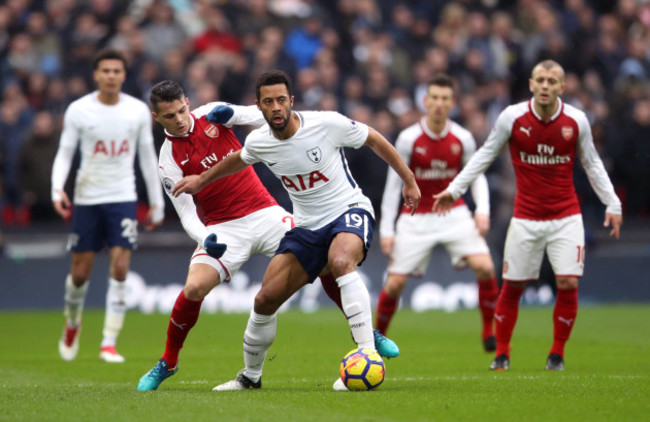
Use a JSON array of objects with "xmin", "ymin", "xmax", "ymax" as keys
[
  {"xmin": 275, "ymin": 208, "xmax": 375, "ymax": 282},
  {"xmin": 67, "ymin": 202, "xmax": 138, "ymax": 252}
]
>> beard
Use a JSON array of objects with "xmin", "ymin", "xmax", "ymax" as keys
[{"xmin": 268, "ymin": 114, "xmax": 289, "ymax": 131}]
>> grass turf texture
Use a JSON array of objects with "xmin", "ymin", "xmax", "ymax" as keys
[{"xmin": 1, "ymin": 305, "xmax": 648, "ymax": 422}]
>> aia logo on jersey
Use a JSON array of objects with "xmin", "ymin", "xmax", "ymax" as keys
[
  {"xmin": 307, "ymin": 147, "xmax": 322, "ymax": 163},
  {"xmin": 561, "ymin": 126, "xmax": 574, "ymax": 141},
  {"xmin": 93, "ymin": 139, "xmax": 129, "ymax": 156},
  {"xmin": 450, "ymin": 143, "xmax": 461, "ymax": 156},
  {"xmin": 282, "ymin": 171, "xmax": 329, "ymax": 191},
  {"xmin": 204, "ymin": 123, "xmax": 219, "ymax": 138}
]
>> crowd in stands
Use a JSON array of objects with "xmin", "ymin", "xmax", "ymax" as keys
[{"xmin": 1, "ymin": 0, "xmax": 649, "ymax": 234}]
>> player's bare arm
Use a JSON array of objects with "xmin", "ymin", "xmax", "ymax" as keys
[
  {"xmin": 380, "ymin": 236, "xmax": 394, "ymax": 257},
  {"xmin": 604, "ymin": 213, "xmax": 622, "ymax": 239},
  {"xmin": 364, "ymin": 127, "xmax": 420, "ymax": 214},
  {"xmin": 432, "ymin": 190, "xmax": 455, "ymax": 215},
  {"xmin": 143, "ymin": 206, "xmax": 164, "ymax": 231},
  {"xmin": 52, "ymin": 189, "xmax": 72, "ymax": 219},
  {"xmin": 172, "ymin": 150, "xmax": 249, "ymax": 197}
]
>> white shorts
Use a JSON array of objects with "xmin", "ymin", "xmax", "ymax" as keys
[
  {"xmin": 388, "ymin": 206, "xmax": 490, "ymax": 276},
  {"xmin": 502, "ymin": 214, "xmax": 585, "ymax": 282},
  {"xmin": 191, "ymin": 205, "xmax": 293, "ymax": 282}
]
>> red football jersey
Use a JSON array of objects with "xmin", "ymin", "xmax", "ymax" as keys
[
  {"xmin": 447, "ymin": 98, "xmax": 621, "ymax": 221},
  {"xmin": 380, "ymin": 118, "xmax": 490, "ymax": 237},
  {"xmin": 159, "ymin": 104, "xmax": 276, "ymax": 227}
]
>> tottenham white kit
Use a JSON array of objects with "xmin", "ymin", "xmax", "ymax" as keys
[
  {"xmin": 241, "ymin": 111, "xmax": 374, "ymax": 229},
  {"xmin": 51, "ymin": 91, "xmax": 164, "ymax": 220}
]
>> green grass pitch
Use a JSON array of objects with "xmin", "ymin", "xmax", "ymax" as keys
[{"xmin": 1, "ymin": 305, "xmax": 649, "ymax": 422}]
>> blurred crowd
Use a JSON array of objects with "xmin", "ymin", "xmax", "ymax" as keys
[{"xmin": 1, "ymin": 0, "xmax": 649, "ymax": 232}]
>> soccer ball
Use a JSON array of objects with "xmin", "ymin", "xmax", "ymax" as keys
[{"xmin": 339, "ymin": 347, "xmax": 385, "ymax": 391}]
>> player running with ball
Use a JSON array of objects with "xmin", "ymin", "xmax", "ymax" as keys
[
  {"xmin": 172, "ymin": 70, "xmax": 420, "ymax": 391},
  {"xmin": 137, "ymin": 80, "xmax": 399, "ymax": 391}
]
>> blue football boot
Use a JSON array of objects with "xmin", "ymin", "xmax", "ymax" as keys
[
  {"xmin": 137, "ymin": 358, "xmax": 178, "ymax": 391},
  {"xmin": 374, "ymin": 329, "xmax": 400, "ymax": 358}
]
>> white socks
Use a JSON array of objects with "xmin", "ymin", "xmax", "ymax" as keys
[
  {"xmin": 64, "ymin": 274, "xmax": 88, "ymax": 327},
  {"xmin": 243, "ymin": 310, "xmax": 277, "ymax": 382},
  {"xmin": 102, "ymin": 277, "xmax": 127, "ymax": 347},
  {"xmin": 336, "ymin": 271, "xmax": 374, "ymax": 350}
]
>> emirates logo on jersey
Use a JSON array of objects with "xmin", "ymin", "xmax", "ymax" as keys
[
  {"xmin": 204, "ymin": 123, "xmax": 219, "ymax": 138},
  {"xmin": 561, "ymin": 126, "xmax": 574, "ymax": 141},
  {"xmin": 450, "ymin": 143, "xmax": 461, "ymax": 155}
]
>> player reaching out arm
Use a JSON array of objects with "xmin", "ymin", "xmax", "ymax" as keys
[
  {"xmin": 433, "ymin": 60, "xmax": 622, "ymax": 371},
  {"xmin": 174, "ymin": 70, "xmax": 419, "ymax": 392}
]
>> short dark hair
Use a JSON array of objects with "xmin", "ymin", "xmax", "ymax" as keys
[
  {"xmin": 93, "ymin": 49, "xmax": 127, "ymax": 71},
  {"xmin": 427, "ymin": 73, "xmax": 454, "ymax": 90},
  {"xmin": 149, "ymin": 80, "xmax": 185, "ymax": 111},
  {"xmin": 256, "ymin": 69, "xmax": 292, "ymax": 100}
]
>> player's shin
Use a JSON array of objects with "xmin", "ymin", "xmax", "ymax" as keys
[
  {"xmin": 478, "ymin": 276, "xmax": 499, "ymax": 339},
  {"xmin": 64, "ymin": 274, "xmax": 88, "ymax": 326},
  {"xmin": 337, "ymin": 271, "xmax": 374, "ymax": 350},
  {"xmin": 242, "ymin": 310, "xmax": 277, "ymax": 382},
  {"xmin": 550, "ymin": 287, "xmax": 578, "ymax": 357},
  {"xmin": 494, "ymin": 282, "xmax": 525, "ymax": 357},
  {"xmin": 102, "ymin": 278, "xmax": 127, "ymax": 347},
  {"xmin": 376, "ymin": 289, "xmax": 399, "ymax": 335}
]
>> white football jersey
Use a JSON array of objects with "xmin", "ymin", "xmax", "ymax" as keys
[
  {"xmin": 51, "ymin": 92, "xmax": 164, "ymax": 220},
  {"xmin": 241, "ymin": 111, "xmax": 374, "ymax": 229}
]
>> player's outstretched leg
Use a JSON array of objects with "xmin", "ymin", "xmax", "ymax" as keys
[
  {"xmin": 213, "ymin": 310, "xmax": 275, "ymax": 392},
  {"xmin": 213, "ymin": 369, "xmax": 262, "ymax": 391},
  {"xmin": 322, "ymin": 273, "xmax": 400, "ymax": 358},
  {"xmin": 137, "ymin": 358, "xmax": 178, "ymax": 391}
]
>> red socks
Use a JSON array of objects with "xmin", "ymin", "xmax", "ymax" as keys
[
  {"xmin": 550, "ymin": 287, "xmax": 578, "ymax": 357},
  {"xmin": 319, "ymin": 273, "xmax": 343, "ymax": 311},
  {"xmin": 375, "ymin": 289, "xmax": 399, "ymax": 335},
  {"xmin": 162, "ymin": 291, "xmax": 202, "ymax": 368},
  {"xmin": 478, "ymin": 276, "xmax": 499, "ymax": 340},
  {"xmin": 494, "ymin": 282, "xmax": 525, "ymax": 357}
]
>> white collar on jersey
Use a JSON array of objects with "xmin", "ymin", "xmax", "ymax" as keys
[
  {"xmin": 530, "ymin": 97, "xmax": 563, "ymax": 122},
  {"xmin": 419, "ymin": 116, "xmax": 450, "ymax": 140}
]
